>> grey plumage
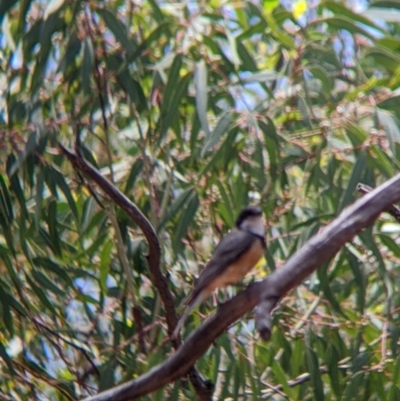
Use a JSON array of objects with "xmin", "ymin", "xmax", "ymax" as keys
[{"xmin": 172, "ymin": 207, "xmax": 266, "ymax": 339}]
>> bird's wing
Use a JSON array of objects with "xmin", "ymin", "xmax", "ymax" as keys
[{"xmin": 187, "ymin": 229, "xmax": 258, "ymax": 305}]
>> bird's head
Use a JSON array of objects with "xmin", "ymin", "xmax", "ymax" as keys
[{"xmin": 235, "ymin": 206, "xmax": 265, "ymax": 237}]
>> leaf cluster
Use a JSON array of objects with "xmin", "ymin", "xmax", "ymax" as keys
[{"xmin": 1, "ymin": 0, "xmax": 400, "ymax": 399}]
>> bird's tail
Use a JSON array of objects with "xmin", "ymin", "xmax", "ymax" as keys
[{"xmin": 172, "ymin": 291, "xmax": 205, "ymax": 339}]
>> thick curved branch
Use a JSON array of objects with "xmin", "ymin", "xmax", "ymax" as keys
[
  {"xmin": 59, "ymin": 144, "xmax": 177, "ymax": 331},
  {"xmin": 59, "ymin": 144, "xmax": 213, "ymax": 399},
  {"xmin": 81, "ymin": 173, "xmax": 400, "ymax": 401}
]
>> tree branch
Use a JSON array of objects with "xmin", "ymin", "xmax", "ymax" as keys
[
  {"xmin": 59, "ymin": 143, "xmax": 213, "ymax": 400},
  {"xmin": 59, "ymin": 144, "xmax": 177, "ymax": 330},
  {"xmin": 80, "ymin": 173, "xmax": 400, "ymax": 401}
]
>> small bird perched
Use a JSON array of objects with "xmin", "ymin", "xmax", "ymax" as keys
[{"xmin": 172, "ymin": 206, "xmax": 266, "ymax": 338}]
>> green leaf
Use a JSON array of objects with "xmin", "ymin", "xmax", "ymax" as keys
[
  {"xmin": 226, "ymin": 29, "xmax": 241, "ymax": 67},
  {"xmin": 219, "ymin": 359, "xmax": 233, "ymax": 400},
  {"xmin": 390, "ymin": 326, "xmax": 400, "ymax": 359},
  {"xmin": 48, "ymin": 166, "xmax": 79, "ymax": 221},
  {"xmin": 326, "ymin": 344, "xmax": 342, "ymax": 398},
  {"xmin": 379, "ymin": 234, "xmax": 400, "ymax": 258},
  {"xmin": 371, "ymin": 0, "xmax": 400, "ymax": 8},
  {"xmin": 0, "ymin": 175, "xmax": 13, "ymax": 223},
  {"xmin": 341, "ymin": 372, "xmax": 365, "ymax": 401},
  {"xmin": 100, "ymin": 239, "xmax": 113, "ymax": 292},
  {"xmin": 124, "ymin": 159, "xmax": 144, "ymax": 194},
  {"xmin": 194, "ymin": 60, "xmax": 209, "ymax": 135},
  {"xmin": 0, "ymin": 343, "xmax": 16, "ymax": 375},
  {"xmin": 35, "ymin": 170, "xmax": 44, "ymax": 230},
  {"xmin": 338, "ymin": 151, "xmax": 366, "ymax": 212},
  {"xmin": 148, "ymin": 0, "xmax": 164, "ymax": 22},
  {"xmin": 308, "ymin": 65, "xmax": 332, "ymax": 96},
  {"xmin": 375, "ymin": 108, "xmax": 400, "ymax": 157},
  {"xmin": 161, "ymin": 53, "xmax": 182, "ymax": 107},
  {"xmin": 263, "ymin": 0, "xmax": 280, "ymax": 13},
  {"xmin": 346, "ymin": 123, "xmax": 367, "ymax": 147},
  {"xmin": 82, "ymin": 232, "xmax": 108, "ymax": 259},
  {"xmin": 212, "ymin": 342, "xmax": 221, "ymax": 383},
  {"xmin": 322, "ymin": 1, "xmax": 385, "ymax": 33},
  {"xmin": 129, "ymin": 22, "xmax": 170, "ymax": 64},
  {"xmin": 365, "ymin": 46, "xmax": 400, "ymax": 72},
  {"xmin": 9, "ymin": 131, "xmax": 37, "ymax": 176},
  {"xmin": 173, "ymin": 192, "xmax": 199, "ymax": 252},
  {"xmin": 388, "ymin": 385, "xmax": 400, "ymax": 401},
  {"xmin": 25, "ymin": 274, "xmax": 58, "ymax": 315},
  {"xmin": 346, "ymin": 249, "xmax": 366, "ymax": 313},
  {"xmin": 0, "ymin": 285, "xmax": 13, "ymax": 336},
  {"xmin": 57, "ymin": 31, "xmax": 81, "ymax": 73},
  {"xmin": 259, "ymin": 118, "xmax": 280, "ymax": 181},
  {"xmin": 80, "ymin": 197, "xmax": 97, "ymax": 235},
  {"xmin": 240, "ymin": 71, "xmax": 280, "ymax": 83},
  {"xmin": 202, "ymin": 111, "xmax": 233, "ymax": 156},
  {"xmin": 32, "ymin": 269, "xmax": 65, "ymax": 296},
  {"xmin": 393, "ymin": 356, "xmax": 400, "ymax": 386},
  {"xmin": 317, "ymin": 265, "xmax": 344, "ymax": 315},
  {"xmin": 200, "ymin": 127, "xmax": 239, "ymax": 176},
  {"xmin": 360, "ymin": 228, "xmax": 390, "ymax": 281},
  {"xmin": 7, "ymin": 155, "xmax": 27, "ymax": 218},
  {"xmin": 271, "ymin": 360, "xmax": 292, "ymax": 397},
  {"xmin": 319, "ymin": 16, "xmax": 375, "ymax": 40},
  {"xmin": 236, "ymin": 41, "xmax": 257, "ymax": 71},
  {"xmin": 159, "ymin": 188, "xmax": 194, "ymax": 230},
  {"xmin": 46, "ymin": 199, "xmax": 62, "ymax": 256},
  {"xmin": 214, "ymin": 181, "xmax": 234, "ymax": 226},
  {"xmin": 98, "ymin": 9, "xmax": 135, "ymax": 56},
  {"xmin": 306, "ymin": 345, "xmax": 325, "ymax": 401},
  {"xmin": 264, "ymin": 13, "xmax": 294, "ymax": 48},
  {"xmin": 368, "ymin": 146, "xmax": 395, "ymax": 177},
  {"xmin": 32, "ymin": 257, "xmax": 74, "ymax": 287},
  {"xmin": 159, "ymin": 69, "xmax": 191, "ymax": 145},
  {"xmin": 7, "ymin": 294, "xmax": 27, "ymax": 317},
  {"xmin": 297, "ymin": 95, "xmax": 312, "ymax": 128},
  {"xmin": 81, "ymin": 37, "xmax": 94, "ymax": 95}
]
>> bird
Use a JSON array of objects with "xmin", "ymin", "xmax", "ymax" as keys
[{"xmin": 172, "ymin": 206, "xmax": 266, "ymax": 338}]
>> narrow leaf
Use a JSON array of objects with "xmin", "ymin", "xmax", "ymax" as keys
[
  {"xmin": 240, "ymin": 71, "xmax": 280, "ymax": 83},
  {"xmin": 202, "ymin": 111, "xmax": 233, "ymax": 156},
  {"xmin": 81, "ymin": 37, "xmax": 94, "ymax": 95},
  {"xmin": 306, "ymin": 345, "xmax": 325, "ymax": 401},
  {"xmin": 339, "ymin": 151, "xmax": 366, "ymax": 211},
  {"xmin": 32, "ymin": 257, "xmax": 74, "ymax": 287},
  {"xmin": 159, "ymin": 71, "xmax": 191, "ymax": 144},
  {"xmin": 0, "ymin": 343, "xmax": 16, "ymax": 375},
  {"xmin": 32, "ymin": 270, "xmax": 65, "ymax": 296},
  {"xmin": 0, "ymin": 175, "xmax": 13, "ymax": 222},
  {"xmin": 100, "ymin": 240, "xmax": 113, "ymax": 292},
  {"xmin": 0, "ymin": 286, "xmax": 13, "ymax": 336},
  {"xmin": 47, "ymin": 199, "xmax": 62, "ymax": 256},
  {"xmin": 25, "ymin": 274, "xmax": 58, "ymax": 315},
  {"xmin": 9, "ymin": 131, "xmax": 37, "ymax": 176},
  {"xmin": 159, "ymin": 188, "xmax": 194, "ymax": 230},
  {"xmin": 194, "ymin": 60, "xmax": 209, "ymax": 135},
  {"xmin": 50, "ymin": 166, "xmax": 79, "ymax": 220},
  {"xmin": 98, "ymin": 9, "xmax": 135, "ymax": 56},
  {"xmin": 173, "ymin": 192, "xmax": 199, "ymax": 252}
]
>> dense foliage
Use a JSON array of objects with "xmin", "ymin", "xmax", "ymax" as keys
[{"xmin": 1, "ymin": 0, "xmax": 400, "ymax": 399}]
